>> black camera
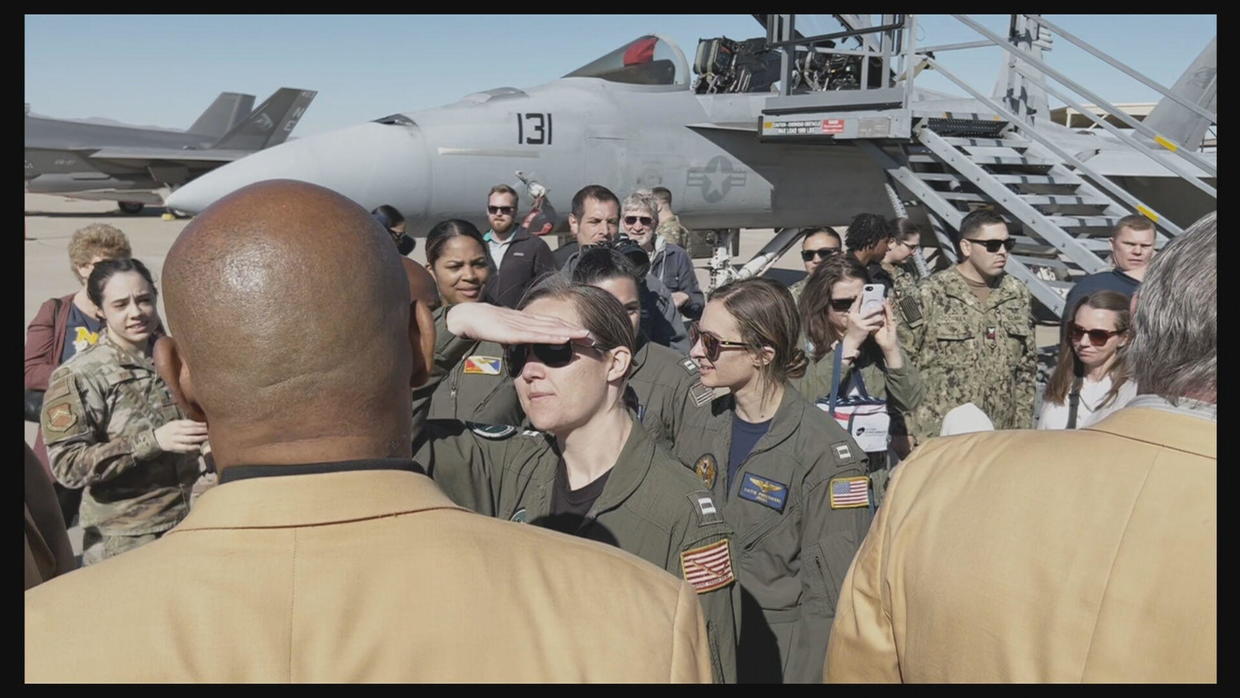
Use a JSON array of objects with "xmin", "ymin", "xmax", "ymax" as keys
[{"xmin": 603, "ymin": 235, "xmax": 651, "ymax": 278}]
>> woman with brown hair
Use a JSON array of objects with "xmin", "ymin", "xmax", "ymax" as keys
[
  {"xmin": 672, "ymin": 277, "xmax": 871, "ymax": 683},
  {"xmin": 794, "ymin": 254, "xmax": 924, "ymax": 493},
  {"xmin": 1038, "ymin": 290, "xmax": 1137, "ymax": 430}
]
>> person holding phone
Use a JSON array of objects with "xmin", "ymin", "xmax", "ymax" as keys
[{"xmin": 794, "ymin": 255, "xmax": 924, "ymax": 502}]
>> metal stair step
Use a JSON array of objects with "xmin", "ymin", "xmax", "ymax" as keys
[
  {"xmin": 1046, "ymin": 215, "xmax": 1120, "ymax": 229},
  {"xmin": 1018, "ymin": 194, "xmax": 1113, "ymax": 206},
  {"xmin": 964, "ymin": 155, "xmax": 1056, "ymax": 168},
  {"xmin": 938, "ymin": 136, "xmax": 1030, "ymax": 148},
  {"xmin": 912, "ymin": 172, "xmax": 1082, "ymax": 186},
  {"xmin": 937, "ymin": 191, "xmax": 988, "ymax": 203}
]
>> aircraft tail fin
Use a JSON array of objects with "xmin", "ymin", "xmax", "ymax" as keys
[
  {"xmin": 1144, "ymin": 37, "xmax": 1216, "ymax": 151},
  {"xmin": 210, "ymin": 88, "xmax": 317, "ymax": 151},
  {"xmin": 187, "ymin": 92, "xmax": 255, "ymax": 138}
]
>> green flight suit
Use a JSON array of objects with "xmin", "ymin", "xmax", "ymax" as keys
[
  {"xmin": 791, "ymin": 342, "xmax": 925, "ymax": 506},
  {"xmin": 412, "ymin": 305, "xmax": 523, "ymax": 427},
  {"xmin": 910, "ymin": 266, "xmax": 1037, "ymax": 440},
  {"xmin": 627, "ymin": 336, "xmax": 714, "ymax": 450},
  {"xmin": 414, "ymin": 415, "xmax": 740, "ymax": 683},
  {"xmin": 670, "ymin": 385, "xmax": 872, "ymax": 683}
]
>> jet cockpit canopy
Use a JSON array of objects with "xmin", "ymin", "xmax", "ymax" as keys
[{"xmin": 564, "ymin": 35, "xmax": 689, "ymax": 87}]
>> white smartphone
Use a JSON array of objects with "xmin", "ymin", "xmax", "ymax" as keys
[{"xmin": 861, "ymin": 283, "xmax": 886, "ymax": 314}]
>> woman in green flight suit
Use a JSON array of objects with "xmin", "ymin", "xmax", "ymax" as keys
[
  {"xmin": 673, "ymin": 277, "xmax": 871, "ymax": 684},
  {"xmin": 415, "ymin": 279, "xmax": 740, "ymax": 683},
  {"xmin": 413, "ymin": 219, "xmax": 523, "ymax": 426}
]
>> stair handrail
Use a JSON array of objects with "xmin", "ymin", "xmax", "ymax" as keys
[
  {"xmin": 920, "ymin": 55, "xmax": 1185, "ymax": 237},
  {"xmin": 951, "ymin": 14, "xmax": 1217, "ymax": 180},
  {"xmin": 1025, "ymin": 15, "xmax": 1216, "ymax": 125}
]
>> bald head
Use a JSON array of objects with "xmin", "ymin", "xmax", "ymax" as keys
[{"xmin": 161, "ymin": 180, "xmax": 418, "ymax": 463}]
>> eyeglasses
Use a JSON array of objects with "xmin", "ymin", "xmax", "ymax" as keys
[
  {"xmin": 689, "ymin": 322, "xmax": 748, "ymax": 362},
  {"xmin": 829, "ymin": 297, "xmax": 856, "ymax": 312},
  {"xmin": 623, "ymin": 216, "xmax": 654, "ymax": 227},
  {"xmin": 964, "ymin": 237, "xmax": 1015, "ymax": 253},
  {"xmin": 1069, "ymin": 323, "xmax": 1123, "ymax": 347},
  {"xmin": 505, "ymin": 338, "xmax": 605, "ymax": 377},
  {"xmin": 893, "ymin": 239, "xmax": 919, "ymax": 250},
  {"xmin": 801, "ymin": 247, "xmax": 840, "ymax": 262},
  {"xmin": 488, "ymin": 206, "xmax": 515, "ymax": 215}
]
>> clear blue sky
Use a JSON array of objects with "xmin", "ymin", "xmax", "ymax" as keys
[{"xmin": 25, "ymin": 14, "xmax": 1214, "ymax": 138}]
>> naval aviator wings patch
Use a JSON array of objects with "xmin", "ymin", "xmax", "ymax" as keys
[{"xmin": 679, "ymin": 539, "xmax": 735, "ymax": 593}]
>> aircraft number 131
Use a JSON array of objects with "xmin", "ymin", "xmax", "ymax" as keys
[{"xmin": 517, "ymin": 113, "xmax": 552, "ymax": 145}]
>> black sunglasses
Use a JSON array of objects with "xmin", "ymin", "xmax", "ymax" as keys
[
  {"xmin": 965, "ymin": 237, "xmax": 1015, "ymax": 253},
  {"xmin": 689, "ymin": 323, "xmax": 748, "ymax": 363},
  {"xmin": 1069, "ymin": 323, "xmax": 1123, "ymax": 347},
  {"xmin": 829, "ymin": 297, "xmax": 856, "ymax": 312},
  {"xmin": 801, "ymin": 247, "xmax": 840, "ymax": 262},
  {"xmin": 505, "ymin": 338, "xmax": 605, "ymax": 377},
  {"xmin": 624, "ymin": 215, "xmax": 654, "ymax": 227},
  {"xmin": 488, "ymin": 205, "xmax": 515, "ymax": 215}
]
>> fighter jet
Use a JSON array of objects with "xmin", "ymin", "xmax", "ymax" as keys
[
  {"xmin": 26, "ymin": 87, "xmax": 317, "ymax": 214},
  {"xmin": 165, "ymin": 15, "xmax": 1215, "ymax": 317}
]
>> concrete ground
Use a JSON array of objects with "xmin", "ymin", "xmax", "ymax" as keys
[{"xmin": 24, "ymin": 193, "xmax": 1060, "ymax": 555}]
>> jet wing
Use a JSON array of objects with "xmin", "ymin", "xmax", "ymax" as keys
[{"xmin": 87, "ymin": 147, "xmax": 254, "ymax": 165}]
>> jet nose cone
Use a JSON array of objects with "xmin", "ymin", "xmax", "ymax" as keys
[{"xmin": 166, "ymin": 121, "xmax": 430, "ymax": 218}]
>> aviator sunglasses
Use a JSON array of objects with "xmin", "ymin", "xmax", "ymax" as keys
[
  {"xmin": 800, "ymin": 247, "xmax": 840, "ymax": 262},
  {"xmin": 965, "ymin": 237, "xmax": 1016, "ymax": 253},
  {"xmin": 624, "ymin": 215, "xmax": 654, "ymax": 227},
  {"xmin": 488, "ymin": 205, "xmax": 516, "ymax": 215},
  {"xmin": 1069, "ymin": 323, "xmax": 1123, "ymax": 347},
  {"xmin": 689, "ymin": 322, "xmax": 748, "ymax": 362},
  {"xmin": 505, "ymin": 337, "xmax": 606, "ymax": 377}
]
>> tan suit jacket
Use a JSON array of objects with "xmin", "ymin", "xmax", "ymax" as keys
[
  {"xmin": 826, "ymin": 406, "xmax": 1216, "ymax": 683},
  {"xmin": 25, "ymin": 469, "xmax": 712, "ymax": 682},
  {"xmin": 24, "ymin": 443, "xmax": 76, "ymax": 589}
]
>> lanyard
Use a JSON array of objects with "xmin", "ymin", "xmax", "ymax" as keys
[{"xmin": 828, "ymin": 342, "xmax": 874, "ymax": 415}]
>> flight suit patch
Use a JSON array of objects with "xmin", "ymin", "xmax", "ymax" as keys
[
  {"xmin": 693, "ymin": 453, "xmax": 717, "ymax": 489},
  {"xmin": 463, "ymin": 355, "xmax": 503, "ymax": 375},
  {"xmin": 689, "ymin": 382, "xmax": 714, "ymax": 407},
  {"xmin": 832, "ymin": 441, "xmax": 853, "ymax": 461},
  {"xmin": 679, "ymin": 539, "xmax": 735, "ymax": 593},
  {"xmin": 680, "ymin": 358, "xmax": 700, "ymax": 375},
  {"xmin": 829, "ymin": 476, "xmax": 871, "ymax": 509},
  {"xmin": 687, "ymin": 490, "xmax": 723, "ymax": 526},
  {"xmin": 468, "ymin": 423, "xmax": 517, "ymax": 439},
  {"xmin": 738, "ymin": 473, "xmax": 788, "ymax": 513},
  {"xmin": 44, "ymin": 401, "xmax": 78, "ymax": 432},
  {"xmin": 510, "ymin": 508, "xmax": 528, "ymax": 523}
]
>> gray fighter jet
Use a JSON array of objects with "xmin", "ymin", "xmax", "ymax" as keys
[
  {"xmin": 165, "ymin": 15, "xmax": 1214, "ymax": 317},
  {"xmin": 26, "ymin": 87, "xmax": 317, "ymax": 214}
]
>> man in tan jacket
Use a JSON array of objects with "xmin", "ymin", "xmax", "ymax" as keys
[
  {"xmin": 826, "ymin": 212, "xmax": 1216, "ymax": 683},
  {"xmin": 24, "ymin": 180, "xmax": 713, "ymax": 683}
]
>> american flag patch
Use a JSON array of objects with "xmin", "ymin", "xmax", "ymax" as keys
[
  {"xmin": 463, "ymin": 356, "xmax": 502, "ymax": 375},
  {"xmin": 829, "ymin": 476, "xmax": 870, "ymax": 509},
  {"xmin": 679, "ymin": 539, "xmax": 735, "ymax": 593}
]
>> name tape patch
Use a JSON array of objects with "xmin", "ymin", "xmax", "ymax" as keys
[
  {"xmin": 679, "ymin": 539, "xmax": 735, "ymax": 593},
  {"xmin": 738, "ymin": 472, "xmax": 789, "ymax": 513},
  {"xmin": 464, "ymin": 356, "xmax": 503, "ymax": 376},
  {"xmin": 829, "ymin": 476, "xmax": 870, "ymax": 509}
]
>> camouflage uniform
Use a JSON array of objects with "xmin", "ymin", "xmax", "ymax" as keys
[
  {"xmin": 40, "ymin": 333, "xmax": 199, "ymax": 565},
  {"xmin": 411, "ymin": 305, "xmax": 523, "ymax": 427},
  {"xmin": 626, "ymin": 336, "xmax": 714, "ymax": 450},
  {"xmin": 910, "ymin": 266, "xmax": 1037, "ymax": 441},
  {"xmin": 787, "ymin": 276, "xmax": 807, "ymax": 305},
  {"xmin": 881, "ymin": 260, "xmax": 924, "ymax": 353},
  {"xmin": 656, "ymin": 214, "xmax": 691, "ymax": 248}
]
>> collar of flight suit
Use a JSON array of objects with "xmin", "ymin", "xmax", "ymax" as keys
[
  {"xmin": 1082, "ymin": 405, "xmax": 1216, "ymax": 460},
  {"xmin": 579, "ymin": 412, "xmax": 659, "ymax": 519},
  {"xmin": 170, "ymin": 465, "xmax": 468, "ymax": 532},
  {"xmin": 941, "ymin": 265, "xmax": 1020, "ymax": 310},
  {"xmin": 709, "ymin": 382, "xmax": 807, "ymax": 455},
  {"xmin": 630, "ymin": 334, "xmax": 652, "ymax": 376}
]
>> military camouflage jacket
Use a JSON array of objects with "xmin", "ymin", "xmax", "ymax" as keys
[
  {"xmin": 414, "ymin": 415, "xmax": 739, "ymax": 683},
  {"xmin": 791, "ymin": 341, "xmax": 925, "ymax": 418},
  {"xmin": 881, "ymin": 260, "xmax": 924, "ymax": 352},
  {"xmin": 670, "ymin": 385, "xmax": 872, "ymax": 683},
  {"xmin": 911, "ymin": 266, "xmax": 1037, "ymax": 439},
  {"xmin": 40, "ymin": 333, "xmax": 198, "ymax": 536},
  {"xmin": 656, "ymin": 214, "xmax": 691, "ymax": 248},
  {"xmin": 412, "ymin": 305, "xmax": 523, "ymax": 427},
  {"xmin": 627, "ymin": 337, "xmax": 713, "ymax": 450}
]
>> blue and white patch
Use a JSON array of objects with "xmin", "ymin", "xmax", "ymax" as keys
[
  {"xmin": 738, "ymin": 473, "xmax": 789, "ymax": 513},
  {"xmin": 510, "ymin": 508, "xmax": 528, "ymax": 523},
  {"xmin": 469, "ymin": 423, "xmax": 517, "ymax": 440}
]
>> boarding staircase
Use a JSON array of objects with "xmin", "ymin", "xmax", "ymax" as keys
[{"xmin": 757, "ymin": 14, "xmax": 1217, "ymax": 318}]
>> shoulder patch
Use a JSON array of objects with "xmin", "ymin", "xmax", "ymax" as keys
[
  {"xmin": 468, "ymin": 422, "xmax": 517, "ymax": 440},
  {"xmin": 829, "ymin": 476, "xmax": 871, "ymax": 509},
  {"xmin": 680, "ymin": 358, "xmax": 700, "ymax": 376},
  {"xmin": 832, "ymin": 441, "xmax": 854, "ymax": 462},
  {"xmin": 686, "ymin": 490, "xmax": 723, "ymax": 527},
  {"xmin": 44, "ymin": 401, "xmax": 78, "ymax": 432},
  {"xmin": 679, "ymin": 539, "xmax": 735, "ymax": 594},
  {"xmin": 463, "ymin": 355, "xmax": 503, "ymax": 376},
  {"xmin": 689, "ymin": 382, "xmax": 714, "ymax": 408},
  {"xmin": 899, "ymin": 295, "xmax": 924, "ymax": 327}
]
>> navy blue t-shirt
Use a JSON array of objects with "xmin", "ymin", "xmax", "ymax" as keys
[
  {"xmin": 1063, "ymin": 269, "xmax": 1141, "ymax": 322},
  {"xmin": 60, "ymin": 302, "xmax": 104, "ymax": 364},
  {"xmin": 728, "ymin": 414, "xmax": 772, "ymax": 492}
]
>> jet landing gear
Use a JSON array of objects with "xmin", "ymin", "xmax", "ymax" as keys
[{"xmin": 118, "ymin": 201, "xmax": 145, "ymax": 214}]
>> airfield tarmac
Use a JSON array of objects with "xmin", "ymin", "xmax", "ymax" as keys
[{"xmin": 24, "ymin": 192, "xmax": 1059, "ymax": 556}]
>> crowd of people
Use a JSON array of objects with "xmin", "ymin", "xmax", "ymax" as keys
[{"xmin": 23, "ymin": 178, "xmax": 1215, "ymax": 683}]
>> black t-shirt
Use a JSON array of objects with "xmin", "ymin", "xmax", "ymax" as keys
[
  {"xmin": 727, "ymin": 414, "xmax": 772, "ymax": 492},
  {"xmin": 546, "ymin": 458, "xmax": 611, "ymax": 534}
]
